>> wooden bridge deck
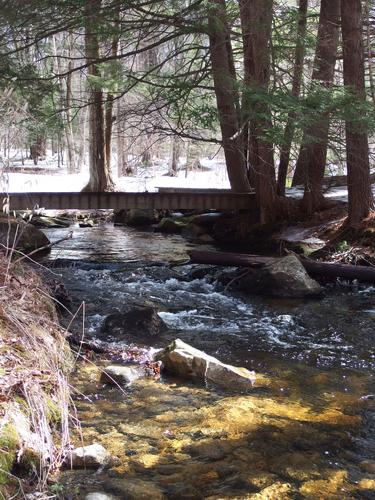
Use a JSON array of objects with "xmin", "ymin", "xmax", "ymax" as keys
[{"xmin": 2, "ymin": 191, "xmax": 257, "ymax": 211}]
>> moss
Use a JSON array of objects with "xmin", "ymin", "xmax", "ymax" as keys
[
  {"xmin": 45, "ymin": 396, "xmax": 62, "ymax": 425},
  {"xmin": 0, "ymin": 424, "xmax": 19, "ymax": 487},
  {"xmin": 13, "ymin": 396, "xmax": 29, "ymax": 413},
  {"xmin": 19, "ymin": 447, "xmax": 41, "ymax": 471}
]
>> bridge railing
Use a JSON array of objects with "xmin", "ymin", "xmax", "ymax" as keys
[{"xmin": 1, "ymin": 191, "xmax": 257, "ymax": 211}]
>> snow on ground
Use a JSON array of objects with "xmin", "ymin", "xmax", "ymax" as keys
[
  {"xmin": 0, "ymin": 153, "xmax": 230, "ymax": 193},
  {"xmin": 288, "ymin": 184, "xmax": 375, "ymax": 203},
  {"xmin": 1, "ymin": 151, "xmax": 374, "ymax": 202}
]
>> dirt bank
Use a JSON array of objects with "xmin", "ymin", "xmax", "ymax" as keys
[{"xmin": 0, "ymin": 252, "xmax": 74, "ymax": 497}]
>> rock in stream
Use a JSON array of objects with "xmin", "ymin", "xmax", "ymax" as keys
[{"xmin": 155, "ymin": 339, "xmax": 256, "ymax": 390}]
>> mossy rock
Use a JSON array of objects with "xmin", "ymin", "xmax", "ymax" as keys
[
  {"xmin": 0, "ymin": 424, "xmax": 19, "ymax": 490},
  {"xmin": 0, "ymin": 216, "xmax": 50, "ymax": 255}
]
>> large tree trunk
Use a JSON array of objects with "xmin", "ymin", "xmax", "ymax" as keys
[
  {"xmin": 364, "ymin": 0, "xmax": 375, "ymax": 106},
  {"xmin": 239, "ymin": 0, "xmax": 277, "ymax": 221},
  {"xmin": 277, "ymin": 0, "xmax": 308, "ymax": 195},
  {"xmin": 208, "ymin": 0, "xmax": 251, "ymax": 193},
  {"xmin": 341, "ymin": 0, "xmax": 374, "ymax": 224},
  {"xmin": 83, "ymin": 0, "xmax": 114, "ymax": 192},
  {"xmin": 292, "ymin": 0, "xmax": 340, "ymax": 209}
]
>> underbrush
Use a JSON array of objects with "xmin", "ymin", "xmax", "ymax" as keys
[
  {"xmin": 312, "ymin": 212, "xmax": 375, "ymax": 265},
  {"xmin": 0, "ymin": 251, "xmax": 75, "ymax": 497}
]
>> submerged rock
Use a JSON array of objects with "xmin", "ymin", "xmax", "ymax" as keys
[
  {"xmin": 237, "ymin": 254, "xmax": 322, "ymax": 298},
  {"xmin": 101, "ymin": 305, "xmax": 167, "ymax": 338},
  {"xmin": 102, "ymin": 478, "xmax": 164, "ymax": 500},
  {"xmin": 69, "ymin": 443, "xmax": 119, "ymax": 469},
  {"xmin": 0, "ymin": 216, "xmax": 50, "ymax": 254},
  {"xmin": 100, "ymin": 365, "xmax": 147, "ymax": 385},
  {"xmin": 155, "ymin": 339, "xmax": 256, "ymax": 390}
]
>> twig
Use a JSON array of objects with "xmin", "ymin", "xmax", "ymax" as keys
[{"xmin": 224, "ymin": 269, "xmax": 252, "ymax": 291}]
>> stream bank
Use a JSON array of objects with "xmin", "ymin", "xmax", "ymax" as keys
[
  {"xmin": 0, "ymin": 253, "xmax": 74, "ymax": 498},
  {"xmin": 38, "ymin": 223, "xmax": 375, "ymax": 499}
]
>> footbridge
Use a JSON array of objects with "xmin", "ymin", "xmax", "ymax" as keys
[{"xmin": 2, "ymin": 189, "xmax": 257, "ymax": 212}]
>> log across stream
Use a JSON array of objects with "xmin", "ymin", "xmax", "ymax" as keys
[{"xmin": 188, "ymin": 250, "xmax": 375, "ymax": 283}]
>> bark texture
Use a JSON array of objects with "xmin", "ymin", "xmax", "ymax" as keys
[
  {"xmin": 208, "ymin": 0, "xmax": 251, "ymax": 192},
  {"xmin": 168, "ymin": 136, "xmax": 180, "ymax": 176},
  {"xmin": 341, "ymin": 0, "xmax": 374, "ymax": 224},
  {"xmin": 292, "ymin": 0, "xmax": 340, "ymax": 211},
  {"xmin": 83, "ymin": 0, "xmax": 114, "ymax": 192},
  {"xmin": 105, "ymin": 5, "xmax": 120, "ymax": 175},
  {"xmin": 277, "ymin": 0, "xmax": 308, "ymax": 195},
  {"xmin": 239, "ymin": 0, "xmax": 277, "ymax": 220}
]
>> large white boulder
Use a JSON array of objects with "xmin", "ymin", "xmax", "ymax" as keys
[{"xmin": 155, "ymin": 339, "xmax": 255, "ymax": 390}]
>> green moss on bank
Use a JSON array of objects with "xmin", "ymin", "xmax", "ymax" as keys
[{"xmin": 0, "ymin": 424, "xmax": 18, "ymax": 489}]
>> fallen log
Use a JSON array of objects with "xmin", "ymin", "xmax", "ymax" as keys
[{"xmin": 188, "ymin": 250, "xmax": 375, "ymax": 284}]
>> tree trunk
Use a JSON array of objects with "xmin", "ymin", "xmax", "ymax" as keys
[
  {"xmin": 208, "ymin": 0, "xmax": 251, "ymax": 193},
  {"xmin": 105, "ymin": 5, "xmax": 120, "ymax": 176},
  {"xmin": 239, "ymin": 0, "xmax": 277, "ymax": 221},
  {"xmin": 83, "ymin": 0, "xmax": 114, "ymax": 192},
  {"xmin": 277, "ymin": 0, "xmax": 308, "ymax": 195},
  {"xmin": 116, "ymin": 99, "xmax": 130, "ymax": 177},
  {"xmin": 168, "ymin": 136, "xmax": 180, "ymax": 176},
  {"xmin": 52, "ymin": 33, "xmax": 77, "ymax": 174},
  {"xmin": 341, "ymin": 0, "xmax": 374, "ymax": 224},
  {"xmin": 292, "ymin": 0, "xmax": 340, "ymax": 208},
  {"xmin": 364, "ymin": 0, "xmax": 375, "ymax": 106},
  {"xmin": 65, "ymin": 62, "xmax": 77, "ymax": 174},
  {"xmin": 30, "ymin": 135, "xmax": 46, "ymax": 165}
]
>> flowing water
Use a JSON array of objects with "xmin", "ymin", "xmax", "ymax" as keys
[{"xmin": 42, "ymin": 224, "xmax": 375, "ymax": 499}]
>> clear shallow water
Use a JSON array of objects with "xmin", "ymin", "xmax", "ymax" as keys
[
  {"xmin": 42, "ymin": 225, "xmax": 375, "ymax": 499},
  {"xmin": 43, "ymin": 224, "xmax": 212, "ymax": 263}
]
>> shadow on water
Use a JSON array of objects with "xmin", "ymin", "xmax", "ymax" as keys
[{"xmin": 41, "ymin": 225, "xmax": 375, "ymax": 499}]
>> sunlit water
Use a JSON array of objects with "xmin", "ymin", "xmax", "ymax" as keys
[{"xmin": 43, "ymin": 224, "xmax": 375, "ymax": 499}]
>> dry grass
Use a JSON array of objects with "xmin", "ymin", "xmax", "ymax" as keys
[{"xmin": 0, "ymin": 250, "xmax": 75, "ymax": 496}]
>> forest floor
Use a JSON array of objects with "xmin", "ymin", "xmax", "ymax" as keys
[
  {"xmin": 277, "ymin": 202, "xmax": 375, "ymax": 266},
  {"xmin": 0, "ymin": 252, "xmax": 74, "ymax": 497}
]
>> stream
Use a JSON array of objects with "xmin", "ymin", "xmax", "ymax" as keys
[{"xmin": 42, "ymin": 224, "xmax": 375, "ymax": 499}]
